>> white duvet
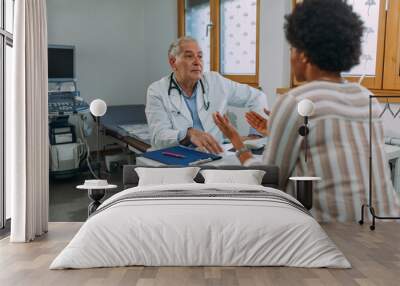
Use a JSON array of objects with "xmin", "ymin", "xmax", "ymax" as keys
[{"xmin": 50, "ymin": 183, "xmax": 350, "ymax": 269}]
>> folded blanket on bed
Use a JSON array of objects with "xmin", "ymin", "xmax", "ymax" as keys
[{"xmin": 92, "ymin": 188, "xmax": 311, "ymax": 218}]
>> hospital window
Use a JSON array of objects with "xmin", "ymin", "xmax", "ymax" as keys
[
  {"xmin": 178, "ymin": 0, "xmax": 260, "ymax": 87},
  {"xmin": 0, "ymin": 0, "xmax": 14, "ymax": 229},
  {"xmin": 292, "ymin": 0, "xmax": 400, "ymax": 101}
]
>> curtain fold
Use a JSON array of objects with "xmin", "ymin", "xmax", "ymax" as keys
[{"xmin": 9, "ymin": 0, "xmax": 49, "ymax": 242}]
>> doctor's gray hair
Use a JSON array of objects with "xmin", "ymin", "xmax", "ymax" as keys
[{"xmin": 168, "ymin": 36, "xmax": 199, "ymax": 58}]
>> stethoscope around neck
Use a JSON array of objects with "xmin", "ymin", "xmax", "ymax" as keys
[{"xmin": 168, "ymin": 73, "xmax": 210, "ymax": 112}]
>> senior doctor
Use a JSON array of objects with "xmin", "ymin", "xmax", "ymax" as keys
[{"xmin": 145, "ymin": 36, "xmax": 268, "ymax": 153}]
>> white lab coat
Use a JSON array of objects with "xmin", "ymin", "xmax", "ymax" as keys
[{"xmin": 145, "ymin": 71, "xmax": 268, "ymax": 149}]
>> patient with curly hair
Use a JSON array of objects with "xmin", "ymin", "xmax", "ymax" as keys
[{"xmin": 213, "ymin": 0, "xmax": 399, "ymax": 222}]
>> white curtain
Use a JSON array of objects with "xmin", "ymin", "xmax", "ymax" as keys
[{"xmin": 8, "ymin": 0, "xmax": 49, "ymax": 242}]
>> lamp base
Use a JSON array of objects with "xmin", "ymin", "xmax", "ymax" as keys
[
  {"xmin": 289, "ymin": 177, "xmax": 321, "ymax": 210},
  {"xmin": 295, "ymin": 181, "xmax": 313, "ymax": 210},
  {"xmin": 88, "ymin": 189, "xmax": 105, "ymax": 216}
]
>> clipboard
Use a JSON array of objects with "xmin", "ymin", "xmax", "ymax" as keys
[{"xmin": 141, "ymin": 145, "xmax": 222, "ymax": 166}]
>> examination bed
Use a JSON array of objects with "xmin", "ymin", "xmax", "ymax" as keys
[{"xmin": 101, "ymin": 104, "xmax": 150, "ymax": 152}]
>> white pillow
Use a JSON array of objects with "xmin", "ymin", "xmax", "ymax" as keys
[
  {"xmin": 200, "ymin": 169, "xmax": 266, "ymax": 185},
  {"xmin": 135, "ymin": 167, "xmax": 200, "ymax": 186}
]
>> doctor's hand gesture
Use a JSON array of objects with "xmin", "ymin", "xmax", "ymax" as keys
[
  {"xmin": 186, "ymin": 128, "xmax": 224, "ymax": 154},
  {"xmin": 245, "ymin": 108, "xmax": 270, "ymax": 137}
]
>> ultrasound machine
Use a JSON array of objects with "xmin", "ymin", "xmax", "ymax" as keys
[{"xmin": 48, "ymin": 45, "xmax": 91, "ymax": 178}]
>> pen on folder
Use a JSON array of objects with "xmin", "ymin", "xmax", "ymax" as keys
[
  {"xmin": 188, "ymin": 158, "xmax": 213, "ymax": 166},
  {"xmin": 162, "ymin": 151, "xmax": 186, "ymax": 158}
]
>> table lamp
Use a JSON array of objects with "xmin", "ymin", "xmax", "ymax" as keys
[
  {"xmin": 290, "ymin": 99, "xmax": 320, "ymax": 210},
  {"xmin": 297, "ymin": 99, "xmax": 315, "ymax": 162},
  {"xmin": 90, "ymin": 99, "xmax": 107, "ymax": 178}
]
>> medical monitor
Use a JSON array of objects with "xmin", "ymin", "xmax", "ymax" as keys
[{"xmin": 48, "ymin": 45, "xmax": 75, "ymax": 81}]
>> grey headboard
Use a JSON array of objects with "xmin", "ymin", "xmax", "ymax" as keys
[{"xmin": 123, "ymin": 165, "xmax": 280, "ymax": 190}]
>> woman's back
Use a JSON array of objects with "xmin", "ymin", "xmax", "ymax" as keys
[{"xmin": 265, "ymin": 81, "xmax": 399, "ymax": 222}]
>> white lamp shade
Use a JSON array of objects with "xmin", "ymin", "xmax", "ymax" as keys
[
  {"xmin": 297, "ymin": 99, "xmax": 315, "ymax": 117},
  {"xmin": 90, "ymin": 99, "xmax": 107, "ymax": 117}
]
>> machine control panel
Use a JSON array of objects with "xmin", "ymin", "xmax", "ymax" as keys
[{"xmin": 48, "ymin": 91, "xmax": 89, "ymax": 115}]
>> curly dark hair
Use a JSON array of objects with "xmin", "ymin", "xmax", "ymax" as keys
[{"xmin": 284, "ymin": 0, "xmax": 364, "ymax": 72}]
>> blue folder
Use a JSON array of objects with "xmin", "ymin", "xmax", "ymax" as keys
[{"xmin": 141, "ymin": 145, "xmax": 222, "ymax": 166}]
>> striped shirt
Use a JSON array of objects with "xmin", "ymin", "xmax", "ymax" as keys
[{"xmin": 250, "ymin": 81, "xmax": 399, "ymax": 222}]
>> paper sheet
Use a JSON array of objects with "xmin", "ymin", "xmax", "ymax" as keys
[{"xmin": 119, "ymin": 124, "xmax": 151, "ymax": 141}]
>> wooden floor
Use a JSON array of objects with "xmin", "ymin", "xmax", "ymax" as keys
[{"xmin": 0, "ymin": 222, "xmax": 399, "ymax": 286}]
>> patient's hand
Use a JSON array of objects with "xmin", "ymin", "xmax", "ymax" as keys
[
  {"xmin": 187, "ymin": 128, "xmax": 223, "ymax": 154},
  {"xmin": 213, "ymin": 112, "xmax": 253, "ymax": 165},
  {"xmin": 245, "ymin": 109, "xmax": 270, "ymax": 137},
  {"xmin": 213, "ymin": 112, "xmax": 241, "ymax": 143}
]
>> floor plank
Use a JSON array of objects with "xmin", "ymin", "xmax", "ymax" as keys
[{"xmin": 0, "ymin": 222, "xmax": 399, "ymax": 286}]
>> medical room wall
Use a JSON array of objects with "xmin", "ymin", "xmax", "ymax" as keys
[
  {"xmin": 46, "ymin": 0, "xmax": 294, "ymax": 145},
  {"xmin": 47, "ymin": 0, "xmax": 176, "ymax": 106},
  {"xmin": 259, "ymin": 0, "xmax": 291, "ymax": 106},
  {"xmin": 143, "ymin": 0, "xmax": 178, "ymax": 94},
  {"xmin": 47, "ymin": 0, "xmax": 289, "ymax": 107}
]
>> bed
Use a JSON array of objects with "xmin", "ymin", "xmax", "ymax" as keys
[{"xmin": 50, "ymin": 165, "xmax": 350, "ymax": 269}]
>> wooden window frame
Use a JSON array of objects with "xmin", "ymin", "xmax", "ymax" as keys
[
  {"xmin": 178, "ymin": 0, "xmax": 260, "ymax": 87},
  {"xmin": 383, "ymin": 0, "xmax": 400, "ymax": 91},
  {"xmin": 344, "ymin": 0, "xmax": 387, "ymax": 91}
]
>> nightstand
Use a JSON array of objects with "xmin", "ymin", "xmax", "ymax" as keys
[{"xmin": 77, "ymin": 180, "xmax": 117, "ymax": 216}]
